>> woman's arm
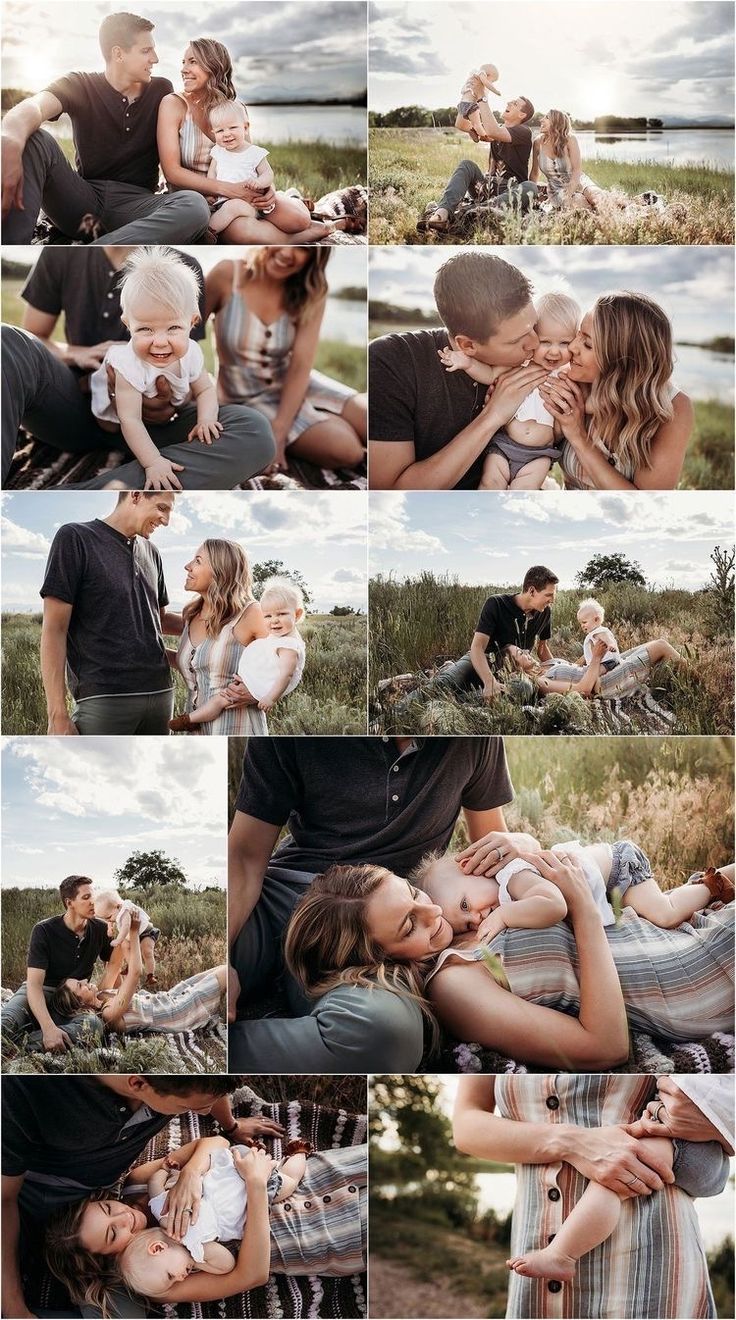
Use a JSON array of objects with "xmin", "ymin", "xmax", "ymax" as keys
[
  {"xmin": 99, "ymin": 921, "xmax": 143, "ymax": 1028},
  {"xmin": 204, "ymin": 260, "xmax": 233, "ymax": 323},
  {"xmin": 429, "ymin": 852, "xmax": 629, "ymax": 1069},
  {"xmin": 232, "ymin": 600, "xmax": 269, "ymax": 646},
  {"xmin": 565, "ymin": 136, "xmax": 583, "ymax": 196},
  {"xmin": 529, "ymin": 137, "xmax": 541, "ymax": 184},
  {"xmin": 270, "ymin": 303, "xmax": 326, "ymax": 445}
]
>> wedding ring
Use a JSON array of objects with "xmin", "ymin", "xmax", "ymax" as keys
[
  {"xmin": 624, "ymin": 1174, "xmax": 639, "ymax": 1185},
  {"xmin": 653, "ymin": 1102, "xmax": 666, "ymax": 1124},
  {"xmin": 182, "ymin": 1206, "xmax": 193, "ymax": 1215}
]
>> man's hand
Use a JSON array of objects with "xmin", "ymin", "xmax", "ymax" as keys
[
  {"xmin": 488, "ymin": 363, "xmax": 550, "ymax": 426},
  {"xmin": 163, "ymin": 1164, "xmax": 203, "ymax": 1240},
  {"xmin": 228, "ymin": 964, "xmax": 240, "ymax": 1022},
  {"xmin": 1, "ymin": 134, "xmax": 24, "ymax": 217},
  {"xmin": 481, "ymin": 678, "xmax": 503, "ymax": 704},
  {"xmin": 46, "ymin": 713, "xmax": 79, "ymax": 736},
  {"xmin": 225, "ymin": 1116, "xmax": 286, "ymax": 1143},
  {"xmin": 105, "ymin": 367, "xmax": 177, "ymax": 426},
  {"xmin": 563, "ymin": 1123, "xmax": 675, "ymax": 1198},
  {"xmin": 42, "ymin": 1024, "xmax": 72, "ymax": 1052}
]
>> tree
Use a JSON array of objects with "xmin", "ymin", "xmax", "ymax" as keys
[
  {"xmin": 702, "ymin": 544, "xmax": 735, "ymax": 639},
  {"xmin": 369, "ymin": 1075, "xmax": 477, "ymax": 1220},
  {"xmin": 114, "ymin": 850, "xmax": 187, "ymax": 894},
  {"xmin": 330, "ymin": 604, "xmax": 361, "ymax": 616},
  {"xmin": 576, "ymin": 554, "xmax": 647, "ymax": 590},
  {"xmin": 252, "ymin": 559, "xmax": 312, "ymax": 610}
]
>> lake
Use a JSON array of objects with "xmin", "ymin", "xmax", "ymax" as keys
[
  {"xmin": 576, "ymin": 129, "xmax": 733, "ymax": 170},
  {"xmin": 323, "ymin": 298, "xmax": 366, "ymax": 346},
  {"xmin": 674, "ymin": 344, "xmax": 734, "ymax": 404},
  {"xmin": 475, "ymin": 1171, "xmax": 735, "ymax": 1252},
  {"xmin": 44, "ymin": 105, "xmax": 366, "ymax": 148}
]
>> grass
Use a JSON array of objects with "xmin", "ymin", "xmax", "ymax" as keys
[
  {"xmin": 369, "ymin": 128, "xmax": 734, "ymax": 244},
  {"xmin": 1, "ymin": 612, "xmax": 368, "ymax": 735},
  {"xmin": 244, "ymin": 1075, "xmax": 366, "ymax": 1111},
  {"xmin": 370, "ymin": 576, "xmax": 734, "ymax": 735}
]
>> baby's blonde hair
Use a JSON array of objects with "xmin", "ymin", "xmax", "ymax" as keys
[
  {"xmin": 93, "ymin": 889, "xmax": 122, "ymax": 914},
  {"xmin": 119, "ymin": 246, "xmax": 201, "ymax": 322},
  {"xmin": 120, "ymin": 1228, "xmax": 185, "ymax": 1300},
  {"xmin": 536, "ymin": 290, "xmax": 580, "ymax": 337},
  {"xmin": 577, "ymin": 596, "xmax": 605, "ymax": 622},
  {"xmin": 260, "ymin": 575, "xmax": 304, "ymax": 617},
  {"xmin": 209, "ymin": 97, "xmax": 248, "ymax": 126}
]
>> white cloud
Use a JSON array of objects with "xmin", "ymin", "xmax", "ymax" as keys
[
  {"xmin": 369, "ymin": 492, "xmax": 446, "ymax": 555},
  {"xmin": 1, "ymin": 517, "xmax": 51, "ymax": 556}
]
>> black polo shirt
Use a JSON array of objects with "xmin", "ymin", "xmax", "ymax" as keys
[
  {"xmin": 236, "ymin": 736, "xmax": 513, "ymax": 875},
  {"xmin": 40, "ymin": 519, "xmax": 171, "ymax": 700},
  {"xmin": 476, "ymin": 593, "xmax": 552, "ymax": 665},
  {"xmin": 2, "ymin": 1078, "xmax": 170, "ymax": 1184},
  {"xmin": 489, "ymin": 123, "xmax": 532, "ymax": 183},
  {"xmin": 369, "ymin": 328, "xmax": 491, "ymax": 488},
  {"xmin": 26, "ymin": 915, "xmax": 113, "ymax": 987},
  {"xmin": 46, "ymin": 72, "xmax": 173, "ymax": 191},
  {"xmin": 21, "ymin": 248, "xmax": 206, "ymax": 362}
]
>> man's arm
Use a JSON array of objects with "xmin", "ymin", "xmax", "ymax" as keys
[
  {"xmin": 160, "ymin": 605, "xmax": 183, "ymax": 637},
  {"xmin": 24, "ymin": 967, "xmax": 72, "ymax": 1051},
  {"xmin": 1, "ymin": 90, "xmax": 63, "ymax": 218},
  {"xmin": 463, "ymin": 805, "xmax": 507, "ymax": 840},
  {"xmin": 22, "ymin": 304, "xmax": 114, "ymax": 373},
  {"xmin": 536, "ymin": 638, "xmax": 553, "ymax": 663},
  {"xmin": 469, "ymin": 630, "xmax": 503, "ymax": 701},
  {"xmin": 227, "ymin": 813, "xmax": 282, "ymax": 949},
  {"xmin": 2, "ymin": 1174, "xmax": 36, "ymax": 1319},
  {"xmin": 40, "ymin": 597, "xmax": 78, "ymax": 736}
]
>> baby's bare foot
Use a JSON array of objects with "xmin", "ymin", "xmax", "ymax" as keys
[{"xmin": 507, "ymin": 1247, "xmax": 577, "ymax": 1281}]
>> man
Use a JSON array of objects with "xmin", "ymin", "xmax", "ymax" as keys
[
  {"xmin": 228, "ymin": 736, "xmax": 538, "ymax": 1072},
  {"xmin": 434, "ymin": 565, "xmax": 559, "ymax": 701},
  {"xmin": 1, "ymin": 1073, "xmax": 283, "ymax": 1320},
  {"xmin": 1, "ymin": 245, "xmax": 275, "ymax": 487},
  {"xmin": 1, "ymin": 12, "xmax": 210, "ymax": 245},
  {"xmin": 369, "ymin": 252, "xmax": 548, "ymax": 490},
  {"xmin": 426, "ymin": 94, "xmax": 537, "ymax": 231},
  {"xmin": 40, "ymin": 491, "xmax": 180, "ymax": 735},
  {"xmin": 0, "ymin": 875, "xmax": 120, "ymax": 1052}
]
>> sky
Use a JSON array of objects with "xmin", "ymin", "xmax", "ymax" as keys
[
  {"xmin": 1, "ymin": 1, "xmax": 368, "ymax": 102},
  {"xmin": 369, "ymin": 490, "xmax": 734, "ymax": 589},
  {"xmin": 2, "ymin": 737, "xmax": 228, "ymax": 890},
  {"xmin": 1, "ymin": 491, "xmax": 369, "ymax": 614},
  {"xmin": 368, "ymin": 0, "xmax": 735, "ymax": 121}
]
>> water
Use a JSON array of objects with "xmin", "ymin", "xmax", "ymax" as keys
[
  {"xmin": 323, "ymin": 298, "xmax": 366, "ymax": 346},
  {"xmin": 575, "ymin": 129, "xmax": 733, "ymax": 170},
  {"xmin": 674, "ymin": 344, "xmax": 734, "ymax": 404},
  {"xmin": 46, "ymin": 105, "xmax": 366, "ymax": 149},
  {"xmin": 475, "ymin": 1171, "xmax": 735, "ymax": 1252}
]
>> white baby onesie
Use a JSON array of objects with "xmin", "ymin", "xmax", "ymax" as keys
[
  {"xmin": 583, "ymin": 626, "xmax": 621, "ymax": 666},
  {"xmin": 149, "ymin": 1147, "xmax": 274, "ymax": 1262},
  {"xmin": 210, "ymin": 143, "xmax": 269, "ymax": 198},
  {"xmin": 495, "ymin": 841, "xmax": 615, "ymax": 926},
  {"xmin": 91, "ymin": 339, "xmax": 204, "ymax": 424},
  {"xmin": 237, "ymin": 633, "xmax": 305, "ymax": 701}
]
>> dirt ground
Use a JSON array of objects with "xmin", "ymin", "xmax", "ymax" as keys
[{"xmin": 369, "ymin": 1256, "xmax": 493, "ymax": 1319}]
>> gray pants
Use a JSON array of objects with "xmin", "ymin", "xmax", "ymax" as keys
[
  {"xmin": 73, "ymin": 689, "xmax": 174, "ymax": 735},
  {"xmin": 2, "ymin": 128, "xmax": 210, "ymax": 245},
  {"xmin": 231, "ymin": 863, "xmax": 318, "ymax": 1007},
  {"xmin": 437, "ymin": 159, "xmax": 537, "ymax": 218},
  {"xmin": 1, "ymin": 982, "xmax": 103, "ymax": 1048},
  {"xmin": 2, "ymin": 325, "xmax": 275, "ymax": 486}
]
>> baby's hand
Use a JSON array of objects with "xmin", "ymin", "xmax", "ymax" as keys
[
  {"xmin": 476, "ymin": 909, "xmax": 507, "ymax": 945},
  {"xmin": 144, "ymin": 458, "xmax": 184, "ymax": 491},
  {"xmin": 438, "ymin": 346, "xmax": 472, "ymax": 373},
  {"xmin": 188, "ymin": 418, "xmax": 223, "ymax": 445},
  {"xmin": 257, "ymin": 694, "xmax": 276, "ymax": 713},
  {"xmin": 163, "ymin": 1153, "xmax": 181, "ymax": 1171}
]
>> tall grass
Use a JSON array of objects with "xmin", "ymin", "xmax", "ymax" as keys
[
  {"xmin": 370, "ymin": 575, "xmax": 734, "ymax": 735},
  {"xmin": 1, "ymin": 613, "xmax": 368, "ymax": 736},
  {"xmin": 369, "ymin": 129, "xmax": 734, "ymax": 245}
]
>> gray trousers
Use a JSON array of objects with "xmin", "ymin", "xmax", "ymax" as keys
[
  {"xmin": 3, "ymin": 128, "xmax": 210, "ymax": 245},
  {"xmin": 437, "ymin": 158, "xmax": 537, "ymax": 216},
  {"xmin": 2, "ymin": 325, "xmax": 275, "ymax": 486},
  {"xmin": 73, "ymin": 689, "xmax": 174, "ymax": 735},
  {"xmin": 1, "ymin": 982, "xmax": 103, "ymax": 1048}
]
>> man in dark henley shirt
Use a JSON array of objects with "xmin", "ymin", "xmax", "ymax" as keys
[
  {"xmin": 228, "ymin": 736, "xmax": 539, "ymax": 1073},
  {"xmin": 1, "ymin": 11, "xmax": 210, "ymax": 245},
  {"xmin": 427, "ymin": 94, "xmax": 537, "ymax": 229}
]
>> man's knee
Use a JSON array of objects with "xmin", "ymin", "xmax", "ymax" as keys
[
  {"xmin": 66, "ymin": 1012, "xmax": 104, "ymax": 1045},
  {"xmin": 220, "ymin": 404, "xmax": 275, "ymax": 470},
  {"xmin": 171, "ymin": 190, "xmax": 211, "ymax": 230}
]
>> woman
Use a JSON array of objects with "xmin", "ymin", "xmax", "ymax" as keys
[
  {"xmin": 539, "ymin": 293, "xmax": 694, "ymax": 490},
  {"xmin": 173, "ymin": 539, "xmax": 269, "ymax": 735},
  {"xmin": 503, "ymin": 635, "xmax": 683, "ymax": 701},
  {"xmin": 453, "ymin": 1075, "xmax": 729, "ymax": 1319},
  {"xmin": 46, "ymin": 913, "xmax": 226, "ymax": 1039},
  {"xmin": 157, "ymin": 39, "xmax": 336, "ymax": 245},
  {"xmin": 46, "ymin": 1136, "xmax": 367, "ymax": 1311},
  {"xmin": 206, "ymin": 249, "xmax": 367, "ymax": 473},
  {"xmin": 531, "ymin": 109, "xmax": 606, "ymax": 211},
  {"xmin": 284, "ymin": 851, "xmax": 734, "ymax": 1067}
]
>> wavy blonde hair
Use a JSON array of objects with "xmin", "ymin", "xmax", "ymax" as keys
[
  {"xmin": 187, "ymin": 37, "xmax": 236, "ymax": 117},
  {"xmin": 284, "ymin": 864, "xmax": 438, "ymax": 1044},
  {"xmin": 183, "ymin": 538, "xmax": 254, "ymax": 638},
  {"xmin": 542, "ymin": 108, "xmax": 572, "ymax": 159},
  {"xmin": 242, "ymin": 249, "xmax": 331, "ymax": 323},
  {"xmin": 589, "ymin": 292, "xmax": 674, "ymax": 472},
  {"xmin": 46, "ymin": 1197, "xmax": 125, "ymax": 1319}
]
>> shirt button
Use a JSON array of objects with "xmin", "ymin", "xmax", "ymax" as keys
[
  {"xmin": 392, "ymin": 764, "xmax": 399, "ymax": 772},
  {"xmin": 546, "ymin": 1096, "xmax": 559, "ymax": 1110},
  {"xmin": 103, "ymin": 312, "xmax": 109, "ymax": 318},
  {"xmin": 107, "ymin": 292, "xmax": 114, "ymax": 299},
  {"xmin": 382, "ymin": 736, "xmax": 389, "ymax": 743},
  {"xmin": 548, "ymin": 1281, "xmax": 562, "ymax": 1293},
  {"xmin": 391, "ymin": 794, "xmax": 399, "ymax": 802},
  {"xmin": 548, "ymin": 1188, "xmax": 560, "ymax": 1202}
]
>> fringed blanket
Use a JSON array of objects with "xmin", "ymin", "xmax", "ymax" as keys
[{"xmin": 435, "ymin": 1030, "xmax": 735, "ymax": 1075}]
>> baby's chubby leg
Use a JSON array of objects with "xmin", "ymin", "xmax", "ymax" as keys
[
  {"xmin": 208, "ymin": 199, "xmax": 257, "ymax": 233},
  {"xmin": 623, "ymin": 876, "xmax": 714, "ymax": 927},
  {"xmin": 508, "ymin": 457, "xmax": 552, "ymax": 490},
  {"xmin": 266, "ymin": 194, "xmax": 314, "ymax": 233},
  {"xmin": 479, "ymin": 452, "xmax": 511, "ymax": 490}
]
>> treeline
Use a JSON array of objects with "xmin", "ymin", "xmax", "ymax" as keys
[
  {"xmin": 369, "ymin": 299, "xmax": 436, "ymax": 324},
  {"xmin": 370, "ymin": 106, "xmax": 666, "ymax": 130}
]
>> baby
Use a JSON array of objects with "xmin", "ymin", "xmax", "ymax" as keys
[
  {"xmin": 438, "ymin": 291, "xmax": 581, "ymax": 490},
  {"xmin": 507, "ymin": 1086, "xmax": 731, "ymax": 1283},
  {"xmin": 90, "ymin": 247, "xmax": 221, "ymax": 491},
  {"xmin": 417, "ymin": 840, "xmax": 734, "ymax": 944},
  {"xmin": 455, "ymin": 63, "xmax": 501, "ymax": 141},
  {"xmin": 120, "ymin": 1139, "xmax": 312, "ymax": 1297},
  {"xmin": 170, "ymin": 577, "xmax": 306, "ymax": 732},
  {"xmin": 577, "ymin": 597, "xmax": 621, "ymax": 673},
  {"xmin": 93, "ymin": 889, "xmax": 159, "ymax": 988}
]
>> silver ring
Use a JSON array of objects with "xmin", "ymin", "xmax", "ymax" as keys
[
  {"xmin": 653, "ymin": 1102, "xmax": 666, "ymax": 1124},
  {"xmin": 182, "ymin": 1206, "xmax": 194, "ymax": 1215},
  {"xmin": 624, "ymin": 1174, "xmax": 639, "ymax": 1186}
]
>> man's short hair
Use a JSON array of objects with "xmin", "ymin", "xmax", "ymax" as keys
[
  {"xmin": 99, "ymin": 12, "xmax": 154, "ymax": 60},
  {"xmin": 522, "ymin": 565, "xmax": 559, "ymax": 593},
  {"xmin": 146, "ymin": 1077, "xmax": 242, "ymax": 1098},
  {"xmin": 59, "ymin": 875, "xmax": 92, "ymax": 908},
  {"xmin": 518, "ymin": 96, "xmax": 535, "ymax": 123},
  {"xmin": 433, "ymin": 253, "xmax": 533, "ymax": 342}
]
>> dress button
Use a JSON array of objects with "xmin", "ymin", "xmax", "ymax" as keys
[
  {"xmin": 546, "ymin": 1096, "xmax": 559, "ymax": 1110},
  {"xmin": 548, "ymin": 1188, "xmax": 560, "ymax": 1202},
  {"xmin": 304, "ymin": 1201, "xmax": 311, "ymax": 1208},
  {"xmin": 548, "ymin": 1281, "xmax": 562, "ymax": 1293},
  {"xmin": 348, "ymin": 1185, "xmax": 356, "ymax": 1193},
  {"xmin": 265, "ymin": 329, "xmax": 272, "ymax": 338},
  {"xmin": 283, "ymin": 1203, "xmax": 291, "ymax": 1211},
  {"xmin": 323, "ymin": 1195, "xmax": 331, "ymax": 1203}
]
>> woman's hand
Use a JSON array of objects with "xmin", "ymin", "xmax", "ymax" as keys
[
  {"xmin": 164, "ymin": 1164, "xmax": 204, "ymax": 1241},
  {"xmin": 221, "ymin": 676, "xmax": 258, "ymax": 707},
  {"xmin": 264, "ymin": 420, "xmax": 289, "ymax": 474},
  {"xmin": 563, "ymin": 1124, "xmax": 675, "ymax": 1197},
  {"xmin": 538, "ymin": 375, "xmax": 588, "ymax": 446},
  {"xmin": 458, "ymin": 832, "xmax": 540, "ymax": 878},
  {"xmin": 517, "ymin": 849, "xmax": 593, "ymax": 915},
  {"xmin": 232, "ymin": 1144, "xmax": 277, "ymax": 1188},
  {"xmin": 625, "ymin": 1077, "xmax": 733, "ymax": 1149}
]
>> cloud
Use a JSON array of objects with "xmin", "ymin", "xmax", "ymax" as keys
[
  {"xmin": 369, "ymin": 492, "xmax": 447, "ymax": 555},
  {"xmin": 1, "ymin": 516, "xmax": 51, "ymax": 556}
]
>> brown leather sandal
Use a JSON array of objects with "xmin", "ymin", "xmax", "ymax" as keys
[
  {"xmin": 701, "ymin": 867, "xmax": 735, "ymax": 904},
  {"xmin": 283, "ymin": 1138, "xmax": 315, "ymax": 1156},
  {"xmin": 169, "ymin": 713, "xmax": 194, "ymax": 732}
]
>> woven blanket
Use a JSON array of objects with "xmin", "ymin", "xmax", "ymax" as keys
[
  {"xmin": 434, "ymin": 1030, "xmax": 735, "ymax": 1075},
  {"xmin": 29, "ymin": 1086, "xmax": 367, "ymax": 1319}
]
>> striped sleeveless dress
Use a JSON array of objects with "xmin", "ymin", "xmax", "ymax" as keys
[
  {"xmin": 214, "ymin": 261, "xmax": 355, "ymax": 444},
  {"xmin": 496, "ymin": 1074, "xmax": 716, "ymax": 1318},
  {"xmin": 176, "ymin": 101, "xmax": 214, "ymax": 176},
  {"xmin": 175, "ymin": 605, "xmax": 268, "ymax": 735},
  {"xmin": 538, "ymin": 144, "xmax": 598, "ymax": 202}
]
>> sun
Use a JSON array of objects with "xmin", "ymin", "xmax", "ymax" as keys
[{"xmin": 576, "ymin": 76, "xmax": 621, "ymax": 122}]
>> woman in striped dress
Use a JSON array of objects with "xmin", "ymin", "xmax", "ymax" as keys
[
  {"xmin": 173, "ymin": 538, "xmax": 269, "ymax": 736},
  {"xmin": 207, "ymin": 249, "xmax": 367, "ymax": 473},
  {"xmin": 454, "ymin": 1075, "xmax": 729, "ymax": 1318}
]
